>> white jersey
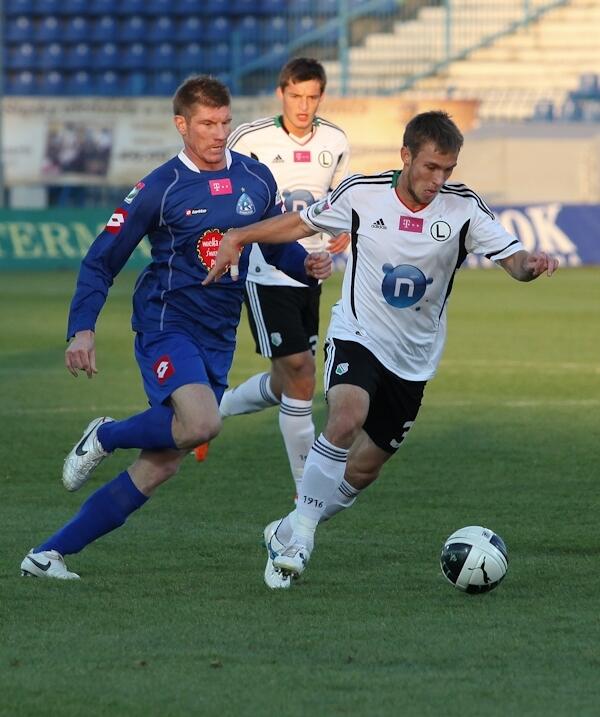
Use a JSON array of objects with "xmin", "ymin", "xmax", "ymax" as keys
[
  {"xmin": 227, "ymin": 115, "xmax": 350, "ymax": 287},
  {"xmin": 301, "ymin": 171, "xmax": 524, "ymax": 381}
]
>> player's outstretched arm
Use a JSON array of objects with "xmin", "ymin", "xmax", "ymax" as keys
[
  {"xmin": 499, "ymin": 250, "xmax": 559, "ymax": 282},
  {"xmin": 203, "ymin": 212, "xmax": 314, "ymax": 284},
  {"xmin": 65, "ymin": 330, "xmax": 97, "ymax": 379}
]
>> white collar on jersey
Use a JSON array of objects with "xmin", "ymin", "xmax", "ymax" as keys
[{"xmin": 178, "ymin": 148, "xmax": 232, "ymax": 172}]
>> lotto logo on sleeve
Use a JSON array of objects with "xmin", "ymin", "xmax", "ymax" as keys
[
  {"xmin": 294, "ymin": 151, "xmax": 311, "ymax": 162},
  {"xmin": 105, "ymin": 208, "xmax": 128, "ymax": 235},
  {"xmin": 209, "ymin": 178, "xmax": 233, "ymax": 195},
  {"xmin": 399, "ymin": 216, "xmax": 423, "ymax": 233},
  {"xmin": 153, "ymin": 356, "xmax": 175, "ymax": 384}
]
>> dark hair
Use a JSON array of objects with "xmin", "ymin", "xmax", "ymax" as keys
[
  {"xmin": 403, "ymin": 111, "xmax": 464, "ymax": 157},
  {"xmin": 278, "ymin": 57, "xmax": 327, "ymax": 93},
  {"xmin": 172, "ymin": 75, "xmax": 231, "ymax": 119}
]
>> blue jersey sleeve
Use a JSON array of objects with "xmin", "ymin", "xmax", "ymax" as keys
[
  {"xmin": 260, "ymin": 241, "xmax": 318, "ymax": 286},
  {"xmin": 66, "ymin": 180, "xmax": 163, "ymax": 338}
]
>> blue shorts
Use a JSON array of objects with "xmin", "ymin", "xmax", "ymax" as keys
[{"xmin": 134, "ymin": 330, "xmax": 233, "ymax": 407}]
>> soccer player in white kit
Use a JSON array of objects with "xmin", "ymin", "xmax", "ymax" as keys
[
  {"xmin": 195, "ymin": 59, "xmax": 350, "ymax": 500},
  {"xmin": 204, "ymin": 110, "xmax": 559, "ymax": 589}
]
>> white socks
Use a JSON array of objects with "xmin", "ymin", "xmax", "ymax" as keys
[
  {"xmin": 276, "ymin": 476, "xmax": 360, "ymax": 545},
  {"xmin": 219, "ymin": 372, "xmax": 278, "ymax": 417},
  {"xmin": 279, "ymin": 394, "xmax": 314, "ymax": 496},
  {"xmin": 289, "ymin": 434, "xmax": 349, "ymax": 551}
]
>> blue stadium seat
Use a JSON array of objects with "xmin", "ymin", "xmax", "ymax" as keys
[
  {"xmin": 6, "ymin": 16, "xmax": 34, "ymax": 44},
  {"xmin": 95, "ymin": 43, "xmax": 119, "ymax": 70},
  {"xmin": 178, "ymin": 43, "xmax": 204, "ymax": 72},
  {"xmin": 67, "ymin": 70, "xmax": 94, "ymax": 95},
  {"xmin": 88, "ymin": 0, "xmax": 119, "ymax": 15},
  {"xmin": 175, "ymin": 0, "xmax": 203, "ymax": 16},
  {"xmin": 143, "ymin": 0, "xmax": 173, "ymax": 14},
  {"xmin": 39, "ymin": 70, "xmax": 67, "ymax": 96},
  {"xmin": 6, "ymin": 43, "xmax": 36, "ymax": 70},
  {"xmin": 203, "ymin": 43, "xmax": 230, "ymax": 73},
  {"xmin": 60, "ymin": 0, "xmax": 89, "ymax": 15},
  {"xmin": 7, "ymin": 71, "xmax": 37, "ymax": 95},
  {"xmin": 120, "ymin": 43, "xmax": 148, "ymax": 71},
  {"xmin": 263, "ymin": 16, "xmax": 289, "ymax": 42},
  {"xmin": 118, "ymin": 16, "xmax": 148, "ymax": 43},
  {"xmin": 65, "ymin": 43, "xmax": 93, "ymax": 71},
  {"xmin": 286, "ymin": 0, "xmax": 313, "ymax": 15},
  {"xmin": 115, "ymin": 0, "xmax": 146, "ymax": 15},
  {"xmin": 314, "ymin": 0, "xmax": 337, "ymax": 15},
  {"xmin": 33, "ymin": 0, "xmax": 62, "ymax": 12},
  {"xmin": 240, "ymin": 42, "xmax": 260, "ymax": 64},
  {"xmin": 64, "ymin": 17, "xmax": 90, "ymax": 43},
  {"xmin": 90, "ymin": 16, "xmax": 119, "ymax": 43},
  {"xmin": 292, "ymin": 15, "xmax": 317, "ymax": 36},
  {"xmin": 36, "ymin": 16, "xmax": 63, "ymax": 43},
  {"xmin": 230, "ymin": 0, "xmax": 260, "ymax": 15},
  {"xmin": 205, "ymin": 16, "xmax": 231, "ymax": 42},
  {"xmin": 259, "ymin": 42, "xmax": 287, "ymax": 70},
  {"xmin": 7, "ymin": 0, "xmax": 35, "ymax": 16},
  {"xmin": 200, "ymin": 0, "xmax": 230, "ymax": 16},
  {"xmin": 38, "ymin": 43, "xmax": 66, "ymax": 70},
  {"xmin": 127, "ymin": 73, "xmax": 147, "ymax": 96},
  {"xmin": 237, "ymin": 15, "xmax": 260, "ymax": 42},
  {"xmin": 149, "ymin": 43, "xmax": 177, "ymax": 70},
  {"xmin": 148, "ymin": 70, "xmax": 179, "ymax": 95},
  {"xmin": 176, "ymin": 17, "xmax": 203, "ymax": 43},
  {"xmin": 93, "ymin": 70, "xmax": 122, "ymax": 97},
  {"xmin": 147, "ymin": 16, "xmax": 176, "ymax": 43},
  {"xmin": 258, "ymin": 0, "xmax": 283, "ymax": 15}
]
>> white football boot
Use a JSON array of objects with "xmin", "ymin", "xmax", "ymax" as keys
[
  {"xmin": 21, "ymin": 549, "xmax": 80, "ymax": 580},
  {"xmin": 273, "ymin": 541, "xmax": 311, "ymax": 578},
  {"xmin": 263, "ymin": 520, "xmax": 291, "ymax": 590},
  {"xmin": 62, "ymin": 416, "xmax": 114, "ymax": 491}
]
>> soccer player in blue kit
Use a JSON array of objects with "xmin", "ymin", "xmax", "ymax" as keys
[{"xmin": 20, "ymin": 75, "xmax": 332, "ymax": 580}]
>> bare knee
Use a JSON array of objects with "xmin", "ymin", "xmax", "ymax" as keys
[{"xmin": 175, "ymin": 415, "xmax": 221, "ymax": 450}]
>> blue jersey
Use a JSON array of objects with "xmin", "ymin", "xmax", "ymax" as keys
[{"xmin": 67, "ymin": 149, "xmax": 315, "ymax": 349}]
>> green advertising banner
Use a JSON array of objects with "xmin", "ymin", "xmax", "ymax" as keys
[{"xmin": 0, "ymin": 209, "xmax": 151, "ymax": 270}]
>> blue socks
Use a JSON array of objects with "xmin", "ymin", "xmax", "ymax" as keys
[
  {"xmin": 97, "ymin": 404, "xmax": 177, "ymax": 453},
  {"xmin": 36, "ymin": 472, "xmax": 148, "ymax": 556}
]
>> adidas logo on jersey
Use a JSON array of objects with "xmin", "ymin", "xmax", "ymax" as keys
[
  {"xmin": 371, "ymin": 218, "xmax": 387, "ymax": 229},
  {"xmin": 272, "ymin": 155, "xmax": 284, "ymax": 163}
]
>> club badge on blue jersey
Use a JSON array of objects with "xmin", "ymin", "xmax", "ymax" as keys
[{"xmin": 236, "ymin": 192, "xmax": 256, "ymax": 216}]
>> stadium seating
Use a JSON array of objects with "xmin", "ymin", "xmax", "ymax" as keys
[
  {"xmin": 150, "ymin": 43, "xmax": 177, "ymax": 71},
  {"xmin": 6, "ymin": 15, "xmax": 34, "ymax": 43},
  {"xmin": 65, "ymin": 44, "xmax": 94, "ymax": 71},
  {"xmin": 35, "ymin": 16, "xmax": 62, "ymax": 43},
  {"xmin": 38, "ymin": 44, "xmax": 66, "ymax": 71},
  {"xmin": 7, "ymin": 0, "xmax": 35, "ymax": 15},
  {"xmin": 147, "ymin": 16, "xmax": 176, "ymax": 43},
  {"xmin": 90, "ymin": 16, "xmax": 119, "ymax": 43},
  {"xmin": 148, "ymin": 70, "xmax": 179, "ymax": 95},
  {"xmin": 63, "ymin": 16, "xmax": 91, "ymax": 43},
  {"xmin": 88, "ymin": 0, "xmax": 119, "ymax": 15},
  {"xmin": 60, "ymin": 0, "xmax": 89, "ymax": 15}
]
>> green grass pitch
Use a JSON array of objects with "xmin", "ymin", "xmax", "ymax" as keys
[{"xmin": 1, "ymin": 267, "xmax": 599, "ymax": 716}]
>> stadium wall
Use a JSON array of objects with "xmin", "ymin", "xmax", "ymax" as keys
[{"xmin": 4, "ymin": 96, "xmax": 600, "ymax": 203}]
